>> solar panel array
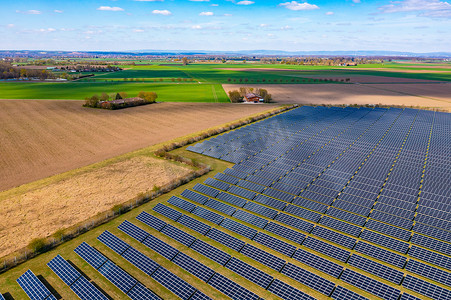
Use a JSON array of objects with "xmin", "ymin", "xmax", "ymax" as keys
[
  {"xmin": 13, "ymin": 106, "xmax": 450, "ymax": 299},
  {"xmin": 16, "ymin": 270, "xmax": 57, "ymax": 300}
]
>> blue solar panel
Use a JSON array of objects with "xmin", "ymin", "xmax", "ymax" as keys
[
  {"xmin": 312, "ymin": 225, "xmax": 356, "ymax": 249},
  {"xmin": 204, "ymin": 177, "xmax": 231, "ymax": 191},
  {"xmin": 253, "ymin": 232, "xmax": 296, "ymax": 257},
  {"xmin": 354, "ymin": 241, "xmax": 406, "ymax": 268},
  {"xmin": 408, "ymin": 245, "xmax": 451, "ymax": 270},
  {"xmin": 122, "ymin": 247, "xmax": 160, "ymax": 276},
  {"xmin": 281, "ymin": 263, "xmax": 335, "ymax": 296},
  {"xmin": 243, "ymin": 201, "xmax": 278, "ymax": 219},
  {"xmin": 406, "ymin": 259, "xmax": 451, "ymax": 287},
  {"xmin": 181, "ymin": 189, "xmax": 209, "ymax": 204},
  {"xmin": 151, "ymin": 267, "xmax": 197, "ymax": 300},
  {"xmin": 98, "ymin": 260, "xmax": 137, "ymax": 294},
  {"xmin": 167, "ymin": 196, "xmax": 196, "ymax": 212},
  {"xmin": 302, "ymin": 236, "xmax": 350, "ymax": 262},
  {"xmin": 253, "ymin": 194, "xmax": 287, "ymax": 210},
  {"xmin": 267, "ymin": 279, "xmax": 316, "ymax": 300},
  {"xmin": 47, "ymin": 255, "xmax": 81, "ymax": 286},
  {"xmin": 118, "ymin": 220, "xmax": 150, "ymax": 242},
  {"xmin": 74, "ymin": 242, "xmax": 107, "ymax": 270},
  {"xmin": 365, "ymin": 219, "xmax": 411, "ymax": 241},
  {"xmin": 340, "ymin": 269, "xmax": 401, "ymax": 300},
  {"xmin": 225, "ymin": 257, "xmax": 273, "ymax": 289},
  {"xmin": 399, "ymin": 292, "xmax": 422, "ymax": 300},
  {"xmin": 265, "ymin": 222, "xmax": 305, "ymax": 245},
  {"xmin": 216, "ymin": 192, "xmax": 247, "ymax": 207},
  {"xmin": 293, "ymin": 248, "xmax": 343, "ymax": 278},
  {"xmin": 232, "ymin": 209, "xmax": 268, "ymax": 228},
  {"xmin": 411, "ymin": 233, "xmax": 451, "ymax": 255},
  {"xmin": 17, "ymin": 270, "xmax": 55, "ymax": 300},
  {"xmin": 220, "ymin": 218, "xmax": 257, "ymax": 239},
  {"xmin": 153, "ymin": 203, "xmax": 182, "ymax": 221},
  {"xmin": 207, "ymin": 273, "xmax": 260, "ymax": 300},
  {"xmin": 172, "ymin": 252, "xmax": 215, "ymax": 282},
  {"xmin": 136, "ymin": 211, "xmax": 167, "ymax": 231},
  {"xmin": 97, "ymin": 230, "xmax": 130, "ymax": 255},
  {"xmin": 193, "ymin": 183, "xmax": 221, "ymax": 198},
  {"xmin": 191, "ymin": 206, "xmax": 224, "ymax": 225},
  {"xmin": 161, "ymin": 224, "xmax": 196, "ymax": 247},
  {"xmin": 190, "ymin": 239, "xmax": 231, "ymax": 266},
  {"xmin": 360, "ymin": 229, "xmax": 409, "ymax": 254},
  {"xmin": 206, "ymin": 227, "xmax": 246, "ymax": 252},
  {"xmin": 284, "ymin": 204, "xmax": 322, "ymax": 222},
  {"xmin": 331, "ymin": 286, "xmax": 369, "ymax": 300},
  {"xmin": 70, "ymin": 276, "xmax": 110, "ymax": 300},
  {"xmin": 320, "ymin": 216, "xmax": 362, "ymax": 237},
  {"xmin": 228, "ymin": 185, "xmax": 257, "ymax": 200},
  {"xmin": 204, "ymin": 198, "xmax": 236, "ymax": 215},
  {"xmin": 127, "ymin": 282, "xmax": 161, "ymax": 300},
  {"xmin": 240, "ymin": 244, "xmax": 286, "ymax": 271},
  {"xmin": 142, "ymin": 235, "xmax": 179, "ymax": 260},
  {"xmin": 402, "ymin": 274, "xmax": 451, "ymax": 300},
  {"xmin": 275, "ymin": 213, "xmax": 314, "ymax": 233},
  {"xmin": 214, "ymin": 173, "xmax": 240, "ymax": 185},
  {"xmin": 348, "ymin": 254, "xmax": 404, "ymax": 284},
  {"xmin": 177, "ymin": 214, "xmax": 211, "ymax": 235}
]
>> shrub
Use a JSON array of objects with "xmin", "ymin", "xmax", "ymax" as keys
[{"xmin": 28, "ymin": 238, "xmax": 47, "ymax": 253}]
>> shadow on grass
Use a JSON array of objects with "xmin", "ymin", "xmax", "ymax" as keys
[{"xmin": 37, "ymin": 275, "xmax": 62, "ymax": 299}]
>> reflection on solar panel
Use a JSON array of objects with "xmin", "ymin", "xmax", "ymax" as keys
[
  {"xmin": 220, "ymin": 218, "xmax": 257, "ymax": 239},
  {"xmin": 177, "ymin": 214, "xmax": 211, "ymax": 235},
  {"xmin": 153, "ymin": 203, "xmax": 182, "ymax": 221},
  {"xmin": 341, "ymin": 269, "xmax": 401, "ymax": 300},
  {"xmin": 172, "ymin": 252, "xmax": 215, "ymax": 282},
  {"xmin": 225, "ymin": 257, "xmax": 273, "ymax": 289},
  {"xmin": 207, "ymin": 273, "xmax": 260, "ymax": 300},
  {"xmin": 118, "ymin": 220, "xmax": 149, "ymax": 242},
  {"xmin": 190, "ymin": 239, "xmax": 231, "ymax": 266},
  {"xmin": 232, "ymin": 209, "xmax": 268, "ymax": 228},
  {"xmin": 167, "ymin": 196, "xmax": 196, "ymax": 212},
  {"xmin": 265, "ymin": 221, "xmax": 306, "ymax": 245},
  {"xmin": 161, "ymin": 224, "xmax": 196, "ymax": 247},
  {"xmin": 206, "ymin": 227, "xmax": 246, "ymax": 252},
  {"xmin": 253, "ymin": 232, "xmax": 296, "ymax": 257},
  {"xmin": 303, "ymin": 236, "xmax": 350, "ymax": 262},
  {"xmin": 331, "ymin": 286, "xmax": 369, "ymax": 300},
  {"xmin": 136, "ymin": 211, "xmax": 166, "ymax": 231},
  {"xmin": 354, "ymin": 241, "xmax": 406, "ymax": 268},
  {"xmin": 191, "ymin": 206, "xmax": 225, "ymax": 225},
  {"xmin": 142, "ymin": 235, "xmax": 179, "ymax": 260},
  {"xmin": 267, "ymin": 279, "xmax": 316, "ymax": 300},
  {"xmin": 240, "ymin": 243, "xmax": 286, "ymax": 271},
  {"xmin": 17, "ymin": 270, "xmax": 56, "ymax": 300},
  {"xmin": 151, "ymin": 267, "xmax": 197, "ymax": 300},
  {"xmin": 47, "ymin": 255, "xmax": 109, "ymax": 300},
  {"xmin": 181, "ymin": 189, "xmax": 209, "ymax": 204}
]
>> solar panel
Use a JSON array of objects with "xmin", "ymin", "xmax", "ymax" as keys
[
  {"xmin": 267, "ymin": 279, "xmax": 316, "ymax": 300},
  {"xmin": 118, "ymin": 220, "xmax": 150, "ymax": 242},
  {"xmin": 348, "ymin": 254, "xmax": 404, "ymax": 284},
  {"xmin": 181, "ymin": 189, "xmax": 209, "ymax": 204},
  {"xmin": 207, "ymin": 273, "xmax": 260, "ymax": 300},
  {"xmin": 216, "ymin": 192, "xmax": 247, "ymax": 207},
  {"xmin": 153, "ymin": 203, "xmax": 182, "ymax": 221},
  {"xmin": 161, "ymin": 224, "xmax": 196, "ymax": 247},
  {"xmin": 411, "ymin": 233, "xmax": 451, "ymax": 256},
  {"xmin": 399, "ymin": 292, "xmax": 422, "ymax": 300},
  {"xmin": 354, "ymin": 241, "xmax": 406, "ymax": 268},
  {"xmin": 97, "ymin": 230, "xmax": 130, "ymax": 255},
  {"xmin": 280, "ymin": 263, "xmax": 335, "ymax": 296},
  {"xmin": 243, "ymin": 201, "xmax": 278, "ymax": 219},
  {"xmin": 136, "ymin": 211, "xmax": 167, "ymax": 231},
  {"xmin": 293, "ymin": 248, "xmax": 343, "ymax": 278},
  {"xmin": 406, "ymin": 259, "xmax": 451, "ymax": 287},
  {"xmin": 190, "ymin": 239, "xmax": 231, "ymax": 266},
  {"xmin": 365, "ymin": 219, "xmax": 411, "ymax": 241},
  {"xmin": 360, "ymin": 229, "xmax": 409, "ymax": 254},
  {"xmin": 189, "ymin": 290, "xmax": 213, "ymax": 300},
  {"xmin": 17, "ymin": 270, "xmax": 55, "ymax": 300},
  {"xmin": 220, "ymin": 218, "xmax": 257, "ymax": 239},
  {"xmin": 408, "ymin": 245, "xmax": 451, "ymax": 270},
  {"xmin": 204, "ymin": 177, "xmax": 231, "ymax": 191},
  {"xmin": 172, "ymin": 252, "xmax": 215, "ymax": 282},
  {"xmin": 331, "ymin": 286, "xmax": 369, "ymax": 300},
  {"xmin": 70, "ymin": 276, "xmax": 110, "ymax": 300},
  {"xmin": 190, "ymin": 209, "xmax": 224, "ymax": 228},
  {"xmin": 302, "ymin": 236, "xmax": 351, "ymax": 262},
  {"xmin": 402, "ymin": 274, "xmax": 451, "ymax": 300},
  {"xmin": 214, "ymin": 173, "xmax": 240, "ymax": 185},
  {"xmin": 193, "ymin": 183, "xmax": 221, "ymax": 198},
  {"xmin": 253, "ymin": 194, "xmax": 287, "ymax": 210},
  {"xmin": 167, "ymin": 196, "xmax": 196, "ymax": 212},
  {"xmin": 47, "ymin": 255, "xmax": 81, "ymax": 286},
  {"xmin": 232, "ymin": 209, "xmax": 268, "ymax": 229},
  {"xmin": 312, "ymin": 225, "xmax": 356, "ymax": 249},
  {"xmin": 320, "ymin": 216, "xmax": 362, "ymax": 237},
  {"xmin": 127, "ymin": 282, "xmax": 161, "ymax": 300},
  {"xmin": 240, "ymin": 243, "xmax": 286, "ymax": 271},
  {"xmin": 225, "ymin": 257, "xmax": 273, "ymax": 289},
  {"xmin": 265, "ymin": 222, "xmax": 306, "ymax": 245},
  {"xmin": 275, "ymin": 213, "xmax": 314, "ymax": 233},
  {"xmin": 98, "ymin": 260, "xmax": 137, "ymax": 294},
  {"xmin": 74, "ymin": 242, "xmax": 107, "ymax": 270},
  {"xmin": 253, "ymin": 232, "xmax": 297, "ymax": 257},
  {"xmin": 177, "ymin": 214, "xmax": 211, "ymax": 235},
  {"xmin": 284, "ymin": 204, "xmax": 322, "ymax": 222},
  {"xmin": 206, "ymin": 227, "xmax": 246, "ymax": 252},
  {"xmin": 227, "ymin": 185, "xmax": 257, "ymax": 200},
  {"xmin": 122, "ymin": 247, "xmax": 160, "ymax": 276},
  {"xmin": 151, "ymin": 267, "xmax": 197, "ymax": 300},
  {"xmin": 237, "ymin": 179, "xmax": 266, "ymax": 193},
  {"xmin": 142, "ymin": 235, "xmax": 179, "ymax": 260},
  {"xmin": 204, "ymin": 198, "xmax": 236, "ymax": 215},
  {"xmin": 340, "ymin": 268, "xmax": 401, "ymax": 300}
]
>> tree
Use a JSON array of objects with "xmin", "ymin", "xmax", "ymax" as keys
[
  {"xmin": 228, "ymin": 90, "xmax": 242, "ymax": 103},
  {"xmin": 182, "ymin": 57, "xmax": 189, "ymax": 65},
  {"xmin": 138, "ymin": 91, "xmax": 158, "ymax": 103},
  {"xmin": 263, "ymin": 93, "xmax": 272, "ymax": 103},
  {"xmin": 115, "ymin": 93, "xmax": 122, "ymax": 100},
  {"xmin": 100, "ymin": 92, "xmax": 109, "ymax": 101},
  {"xmin": 119, "ymin": 92, "xmax": 128, "ymax": 99}
]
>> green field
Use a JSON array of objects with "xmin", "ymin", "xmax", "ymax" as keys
[{"xmin": 1, "ymin": 61, "xmax": 450, "ymax": 101}]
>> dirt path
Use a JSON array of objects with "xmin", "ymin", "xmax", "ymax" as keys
[{"xmin": 0, "ymin": 101, "xmax": 275, "ymax": 191}]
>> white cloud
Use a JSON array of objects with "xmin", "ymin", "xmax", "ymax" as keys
[
  {"xmin": 134, "ymin": 0, "xmax": 164, "ymax": 2},
  {"xmin": 352, "ymin": 0, "xmax": 361, "ymax": 3},
  {"xmin": 379, "ymin": 0, "xmax": 451, "ymax": 17},
  {"xmin": 237, "ymin": 1, "xmax": 255, "ymax": 5},
  {"xmin": 192, "ymin": 25, "xmax": 203, "ymax": 29},
  {"xmin": 260, "ymin": 23, "xmax": 269, "ymax": 27},
  {"xmin": 16, "ymin": 10, "xmax": 42, "ymax": 14},
  {"xmin": 190, "ymin": 0, "xmax": 210, "ymax": 2},
  {"xmin": 133, "ymin": 29, "xmax": 145, "ymax": 32},
  {"xmin": 211, "ymin": 4, "xmax": 219, "ymax": 6},
  {"xmin": 279, "ymin": 1, "xmax": 319, "ymax": 11},
  {"xmin": 38, "ymin": 28, "xmax": 56, "ymax": 32},
  {"xmin": 199, "ymin": 11, "xmax": 214, "ymax": 16},
  {"xmin": 54, "ymin": 10, "xmax": 63, "ymax": 13},
  {"xmin": 326, "ymin": 11, "xmax": 334, "ymax": 15},
  {"xmin": 152, "ymin": 9, "xmax": 172, "ymax": 15},
  {"xmin": 7, "ymin": 24, "xmax": 15, "ymax": 28},
  {"xmin": 97, "ymin": 6, "xmax": 124, "ymax": 11},
  {"xmin": 224, "ymin": 13, "xmax": 232, "ymax": 16}
]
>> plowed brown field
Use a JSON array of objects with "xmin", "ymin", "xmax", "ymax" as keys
[{"xmin": 0, "ymin": 100, "xmax": 275, "ymax": 191}]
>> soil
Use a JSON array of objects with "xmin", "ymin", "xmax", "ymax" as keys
[
  {"xmin": 0, "ymin": 156, "xmax": 191, "ymax": 258},
  {"xmin": 0, "ymin": 101, "xmax": 275, "ymax": 191},
  {"xmin": 223, "ymin": 83, "xmax": 451, "ymax": 111}
]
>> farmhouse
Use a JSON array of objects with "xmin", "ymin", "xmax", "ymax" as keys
[{"xmin": 244, "ymin": 93, "xmax": 264, "ymax": 103}]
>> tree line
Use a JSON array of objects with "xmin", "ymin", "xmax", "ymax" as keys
[
  {"xmin": 84, "ymin": 91, "xmax": 158, "ymax": 109},
  {"xmin": 228, "ymin": 87, "xmax": 272, "ymax": 103},
  {"xmin": 0, "ymin": 62, "xmax": 55, "ymax": 80}
]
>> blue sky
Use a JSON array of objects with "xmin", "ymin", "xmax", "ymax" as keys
[{"xmin": 1, "ymin": 0, "xmax": 450, "ymax": 52}]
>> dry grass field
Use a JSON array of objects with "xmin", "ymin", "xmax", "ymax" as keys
[
  {"xmin": 0, "ymin": 100, "xmax": 275, "ymax": 191},
  {"xmin": 223, "ymin": 83, "xmax": 451, "ymax": 111},
  {"xmin": 0, "ymin": 156, "xmax": 192, "ymax": 258}
]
